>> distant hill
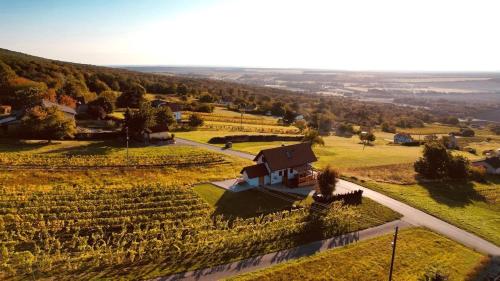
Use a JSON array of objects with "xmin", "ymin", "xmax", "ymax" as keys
[{"xmin": 0, "ymin": 48, "xmax": 443, "ymax": 127}]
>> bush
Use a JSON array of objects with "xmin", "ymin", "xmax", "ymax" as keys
[
  {"xmin": 414, "ymin": 141, "xmax": 473, "ymax": 180},
  {"xmin": 414, "ymin": 142, "xmax": 453, "ymax": 179},
  {"xmin": 447, "ymin": 155, "xmax": 470, "ymax": 179},
  {"xmin": 189, "ymin": 113, "xmax": 204, "ymax": 127},
  {"xmin": 381, "ymin": 122, "xmax": 396, "ymax": 133},
  {"xmin": 317, "ymin": 165, "xmax": 339, "ymax": 198},
  {"xmin": 460, "ymin": 128, "xmax": 475, "ymax": 137}
]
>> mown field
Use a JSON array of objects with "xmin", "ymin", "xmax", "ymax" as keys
[
  {"xmin": 361, "ymin": 179, "xmax": 500, "ymax": 246},
  {"xmin": 174, "ymin": 125, "xmax": 500, "ymax": 247},
  {"xmin": 228, "ymin": 228, "xmax": 487, "ymax": 281},
  {"xmin": 0, "ymin": 139, "xmax": 402, "ymax": 280}
]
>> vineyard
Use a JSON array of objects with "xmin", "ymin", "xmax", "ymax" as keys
[
  {"xmin": 187, "ymin": 111, "xmax": 279, "ymax": 126},
  {"xmin": 0, "ymin": 150, "xmax": 228, "ymax": 169},
  {"xmin": 0, "ymin": 183, "xmax": 399, "ymax": 280}
]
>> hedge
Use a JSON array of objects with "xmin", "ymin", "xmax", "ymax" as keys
[{"xmin": 208, "ymin": 134, "xmax": 303, "ymax": 144}]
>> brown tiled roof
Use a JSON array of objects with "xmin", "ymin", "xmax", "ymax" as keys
[
  {"xmin": 254, "ymin": 143, "xmax": 317, "ymax": 171},
  {"xmin": 240, "ymin": 163, "xmax": 269, "ymax": 178}
]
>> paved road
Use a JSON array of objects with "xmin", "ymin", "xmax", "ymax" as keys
[
  {"xmin": 153, "ymin": 220, "xmax": 411, "ymax": 281},
  {"xmin": 176, "ymin": 138, "xmax": 255, "ymax": 160},
  {"xmin": 177, "ymin": 137, "xmax": 500, "ymax": 256}
]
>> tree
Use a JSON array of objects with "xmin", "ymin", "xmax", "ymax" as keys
[
  {"xmin": 381, "ymin": 122, "xmax": 396, "ymax": 133},
  {"xmin": 447, "ymin": 155, "xmax": 470, "ymax": 179},
  {"xmin": 124, "ymin": 103, "xmax": 157, "ymax": 134},
  {"xmin": 460, "ymin": 128, "xmax": 475, "ymax": 137},
  {"xmin": 10, "ymin": 87, "xmax": 44, "ymax": 109},
  {"xmin": 302, "ymin": 129, "xmax": 324, "ymax": 146},
  {"xmin": 189, "ymin": 113, "xmax": 204, "ymax": 127},
  {"xmin": 58, "ymin": 95, "xmax": 77, "ymax": 109},
  {"xmin": 317, "ymin": 165, "xmax": 339, "ymax": 198},
  {"xmin": 283, "ymin": 108, "xmax": 297, "ymax": 125},
  {"xmin": 177, "ymin": 83, "xmax": 188, "ymax": 96},
  {"xmin": 293, "ymin": 119, "xmax": 307, "ymax": 132},
  {"xmin": 414, "ymin": 142, "xmax": 450, "ymax": 179},
  {"xmin": 199, "ymin": 94, "xmax": 214, "ymax": 103},
  {"xmin": 21, "ymin": 106, "xmax": 76, "ymax": 143},
  {"xmin": 359, "ymin": 132, "xmax": 376, "ymax": 145},
  {"xmin": 155, "ymin": 106, "xmax": 175, "ymax": 131},
  {"xmin": 117, "ymin": 83, "xmax": 146, "ymax": 108}
]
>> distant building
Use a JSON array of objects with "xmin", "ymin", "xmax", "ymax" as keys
[
  {"xmin": 294, "ymin": 115, "xmax": 305, "ymax": 121},
  {"xmin": 472, "ymin": 156, "xmax": 500, "ymax": 175},
  {"xmin": 151, "ymin": 100, "xmax": 183, "ymax": 122},
  {"xmin": 41, "ymin": 100, "xmax": 76, "ymax": 120},
  {"xmin": 447, "ymin": 133, "xmax": 459, "ymax": 149},
  {"xmin": 0, "ymin": 100, "xmax": 76, "ymax": 133},
  {"xmin": 240, "ymin": 143, "xmax": 318, "ymax": 188},
  {"xmin": 394, "ymin": 133, "xmax": 414, "ymax": 144}
]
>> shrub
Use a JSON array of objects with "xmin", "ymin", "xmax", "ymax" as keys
[
  {"xmin": 189, "ymin": 113, "xmax": 204, "ymax": 127},
  {"xmin": 414, "ymin": 142, "xmax": 452, "ymax": 179},
  {"xmin": 303, "ymin": 129, "xmax": 324, "ymax": 146},
  {"xmin": 317, "ymin": 165, "xmax": 339, "ymax": 198},
  {"xmin": 381, "ymin": 122, "xmax": 396, "ymax": 133},
  {"xmin": 447, "ymin": 155, "xmax": 469, "ymax": 179},
  {"xmin": 460, "ymin": 128, "xmax": 475, "ymax": 137},
  {"xmin": 414, "ymin": 141, "xmax": 473, "ymax": 180}
]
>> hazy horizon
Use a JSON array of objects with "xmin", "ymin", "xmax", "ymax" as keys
[{"xmin": 1, "ymin": 0, "xmax": 499, "ymax": 72}]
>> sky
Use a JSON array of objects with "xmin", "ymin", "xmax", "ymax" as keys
[{"xmin": 1, "ymin": 0, "xmax": 499, "ymax": 71}]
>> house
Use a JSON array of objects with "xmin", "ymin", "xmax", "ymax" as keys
[
  {"xmin": 294, "ymin": 115, "xmax": 305, "ymax": 121},
  {"xmin": 0, "ymin": 105, "xmax": 11, "ymax": 115},
  {"xmin": 240, "ymin": 143, "xmax": 318, "ymax": 188},
  {"xmin": 151, "ymin": 100, "xmax": 183, "ymax": 122},
  {"xmin": 41, "ymin": 100, "xmax": 77, "ymax": 120},
  {"xmin": 0, "ymin": 100, "xmax": 76, "ymax": 133},
  {"xmin": 472, "ymin": 156, "xmax": 500, "ymax": 174},
  {"xmin": 394, "ymin": 133, "xmax": 413, "ymax": 144},
  {"xmin": 447, "ymin": 133, "xmax": 459, "ymax": 149}
]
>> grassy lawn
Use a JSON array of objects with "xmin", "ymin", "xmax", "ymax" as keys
[
  {"xmin": 193, "ymin": 183, "xmax": 401, "ymax": 226},
  {"xmin": 228, "ymin": 228, "xmax": 486, "ymax": 281},
  {"xmin": 361, "ymin": 178, "xmax": 500, "ymax": 246},
  {"xmin": 193, "ymin": 183, "xmax": 312, "ymax": 218}
]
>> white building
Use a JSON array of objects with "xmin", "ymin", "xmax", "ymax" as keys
[{"xmin": 240, "ymin": 143, "xmax": 318, "ymax": 188}]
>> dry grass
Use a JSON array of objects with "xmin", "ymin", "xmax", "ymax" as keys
[
  {"xmin": 341, "ymin": 163, "xmax": 416, "ymax": 184},
  {"xmin": 228, "ymin": 228, "xmax": 485, "ymax": 281}
]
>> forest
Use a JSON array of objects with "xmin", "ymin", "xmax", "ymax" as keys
[{"xmin": 0, "ymin": 48, "xmax": 444, "ymax": 130}]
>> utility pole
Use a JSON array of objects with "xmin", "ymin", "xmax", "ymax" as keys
[
  {"xmin": 388, "ymin": 226, "xmax": 399, "ymax": 281},
  {"xmin": 125, "ymin": 126, "xmax": 129, "ymax": 165}
]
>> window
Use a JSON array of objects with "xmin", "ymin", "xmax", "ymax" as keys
[{"xmin": 278, "ymin": 170, "xmax": 283, "ymax": 176}]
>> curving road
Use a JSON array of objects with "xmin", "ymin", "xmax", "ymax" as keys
[{"xmin": 177, "ymin": 137, "xmax": 500, "ymax": 256}]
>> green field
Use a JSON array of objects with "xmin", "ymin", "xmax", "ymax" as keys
[
  {"xmin": 193, "ymin": 183, "xmax": 401, "ymax": 229},
  {"xmin": 228, "ymin": 228, "xmax": 486, "ymax": 281},
  {"xmin": 362, "ymin": 179, "xmax": 500, "ymax": 246}
]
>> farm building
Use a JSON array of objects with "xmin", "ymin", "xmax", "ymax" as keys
[
  {"xmin": 240, "ymin": 143, "xmax": 318, "ymax": 188},
  {"xmin": 151, "ymin": 99, "xmax": 183, "ymax": 122},
  {"xmin": 472, "ymin": 156, "xmax": 500, "ymax": 175},
  {"xmin": 0, "ymin": 100, "xmax": 76, "ymax": 133},
  {"xmin": 394, "ymin": 133, "xmax": 414, "ymax": 144}
]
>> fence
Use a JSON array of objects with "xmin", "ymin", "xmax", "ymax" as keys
[{"xmin": 313, "ymin": 190, "xmax": 363, "ymax": 205}]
